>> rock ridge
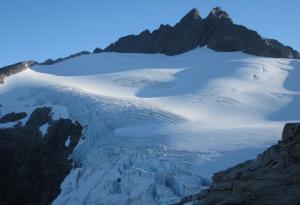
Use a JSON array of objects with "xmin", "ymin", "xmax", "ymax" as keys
[
  {"xmin": 104, "ymin": 7, "xmax": 300, "ymax": 59},
  {"xmin": 0, "ymin": 61, "xmax": 35, "ymax": 84}
]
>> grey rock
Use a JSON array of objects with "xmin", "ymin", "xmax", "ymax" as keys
[
  {"xmin": 0, "ymin": 61, "xmax": 35, "ymax": 84},
  {"xmin": 282, "ymin": 123, "xmax": 300, "ymax": 143},
  {"xmin": 174, "ymin": 123, "xmax": 300, "ymax": 205}
]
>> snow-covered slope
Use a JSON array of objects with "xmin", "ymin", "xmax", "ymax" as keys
[{"xmin": 1, "ymin": 48, "xmax": 299, "ymax": 204}]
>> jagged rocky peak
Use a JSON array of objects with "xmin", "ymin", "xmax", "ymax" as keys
[
  {"xmin": 180, "ymin": 8, "xmax": 201, "ymax": 22},
  {"xmin": 102, "ymin": 7, "xmax": 299, "ymax": 59},
  {"xmin": 158, "ymin": 24, "xmax": 172, "ymax": 30},
  {"xmin": 140, "ymin": 29, "xmax": 151, "ymax": 35},
  {"xmin": 209, "ymin": 7, "xmax": 232, "ymax": 21}
]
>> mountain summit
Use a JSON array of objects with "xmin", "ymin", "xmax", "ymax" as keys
[
  {"xmin": 208, "ymin": 7, "xmax": 232, "ymax": 21},
  {"xmin": 104, "ymin": 7, "xmax": 299, "ymax": 59},
  {"xmin": 181, "ymin": 8, "xmax": 201, "ymax": 21}
]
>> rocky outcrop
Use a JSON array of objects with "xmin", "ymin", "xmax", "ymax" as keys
[
  {"xmin": 0, "ymin": 112, "xmax": 27, "ymax": 123},
  {"xmin": 104, "ymin": 7, "xmax": 300, "ymax": 59},
  {"xmin": 0, "ymin": 61, "xmax": 35, "ymax": 84},
  {"xmin": 0, "ymin": 107, "xmax": 83, "ymax": 205},
  {"xmin": 39, "ymin": 50, "xmax": 90, "ymax": 65},
  {"xmin": 175, "ymin": 123, "xmax": 300, "ymax": 205},
  {"xmin": 93, "ymin": 47, "xmax": 103, "ymax": 53}
]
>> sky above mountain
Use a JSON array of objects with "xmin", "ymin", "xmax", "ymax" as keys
[{"xmin": 1, "ymin": 0, "xmax": 300, "ymax": 67}]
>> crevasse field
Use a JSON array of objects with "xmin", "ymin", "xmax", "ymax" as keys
[{"xmin": 1, "ymin": 48, "xmax": 299, "ymax": 204}]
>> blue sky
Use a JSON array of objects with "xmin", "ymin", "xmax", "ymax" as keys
[{"xmin": 1, "ymin": 0, "xmax": 299, "ymax": 67}]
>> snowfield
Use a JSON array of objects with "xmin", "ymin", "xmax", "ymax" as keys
[{"xmin": 1, "ymin": 47, "xmax": 299, "ymax": 204}]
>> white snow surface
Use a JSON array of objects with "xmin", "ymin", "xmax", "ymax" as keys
[
  {"xmin": 65, "ymin": 136, "xmax": 71, "ymax": 147},
  {"xmin": 39, "ymin": 123, "xmax": 49, "ymax": 137},
  {"xmin": 0, "ymin": 48, "xmax": 299, "ymax": 204}
]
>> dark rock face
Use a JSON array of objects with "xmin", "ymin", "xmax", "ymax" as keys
[
  {"xmin": 175, "ymin": 123, "xmax": 300, "ymax": 205},
  {"xmin": 104, "ymin": 7, "xmax": 300, "ymax": 59},
  {"xmin": 93, "ymin": 47, "xmax": 103, "ymax": 53},
  {"xmin": 26, "ymin": 107, "xmax": 52, "ymax": 127},
  {"xmin": 0, "ymin": 112, "xmax": 27, "ymax": 123},
  {"xmin": 204, "ymin": 8, "xmax": 299, "ymax": 59},
  {"xmin": 0, "ymin": 107, "xmax": 83, "ymax": 205},
  {"xmin": 39, "ymin": 51, "xmax": 91, "ymax": 65},
  {"xmin": 105, "ymin": 8, "xmax": 207, "ymax": 55},
  {"xmin": 265, "ymin": 39, "xmax": 300, "ymax": 59},
  {"xmin": 0, "ymin": 61, "xmax": 35, "ymax": 84}
]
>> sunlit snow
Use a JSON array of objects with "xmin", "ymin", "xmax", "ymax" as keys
[{"xmin": 0, "ymin": 47, "xmax": 299, "ymax": 204}]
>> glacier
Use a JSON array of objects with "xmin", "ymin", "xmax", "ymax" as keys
[{"xmin": 0, "ymin": 47, "xmax": 299, "ymax": 204}]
